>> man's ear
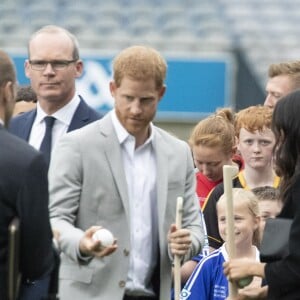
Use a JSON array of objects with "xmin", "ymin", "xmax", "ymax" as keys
[
  {"xmin": 0, "ymin": 81, "xmax": 15, "ymax": 127},
  {"xmin": 158, "ymin": 85, "xmax": 166, "ymax": 101},
  {"xmin": 74, "ymin": 60, "xmax": 84, "ymax": 78},
  {"xmin": 109, "ymin": 81, "xmax": 117, "ymax": 97},
  {"xmin": 25, "ymin": 60, "xmax": 31, "ymax": 79},
  {"xmin": 3, "ymin": 81, "xmax": 15, "ymax": 105}
]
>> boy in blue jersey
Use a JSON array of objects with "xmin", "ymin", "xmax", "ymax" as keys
[{"xmin": 180, "ymin": 189, "xmax": 261, "ymax": 300}]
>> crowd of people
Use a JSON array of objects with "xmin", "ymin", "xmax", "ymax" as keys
[{"xmin": 1, "ymin": 24, "xmax": 300, "ymax": 300}]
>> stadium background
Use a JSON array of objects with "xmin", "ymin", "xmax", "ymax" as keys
[{"xmin": 1, "ymin": 0, "xmax": 298, "ymax": 140}]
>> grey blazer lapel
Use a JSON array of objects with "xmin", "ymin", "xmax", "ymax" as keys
[
  {"xmin": 154, "ymin": 130, "xmax": 169, "ymax": 234},
  {"xmin": 100, "ymin": 115, "xmax": 130, "ymax": 218}
]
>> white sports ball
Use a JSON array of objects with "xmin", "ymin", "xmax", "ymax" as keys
[{"xmin": 92, "ymin": 228, "xmax": 114, "ymax": 248}]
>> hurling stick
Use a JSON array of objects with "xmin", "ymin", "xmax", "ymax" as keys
[
  {"xmin": 174, "ymin": 196, "xmax": 183, "ymax": 300},
  {"xmin": 223, "ymin": 165, "xmax": 239, "ymax": 297}
]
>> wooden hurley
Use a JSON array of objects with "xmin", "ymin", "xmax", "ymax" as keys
[
  {"xmin": 223, "ymin": 165, "xmax": 239, "ymax": 297},
  {"xmin": 174, "ymin": 196, "xmax": 183, "ymax": 300}
]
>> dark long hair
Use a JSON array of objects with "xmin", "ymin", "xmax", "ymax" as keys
[{"xmin": 272, "ymin": 89, "xmax": 300, "ymax": 202}]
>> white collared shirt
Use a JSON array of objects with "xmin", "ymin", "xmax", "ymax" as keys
[
  {"xmin": 111, "ymin": 110, "xmax": 159, "ymax": 296},
  {"xmin": 28, "ymin": 94, "xmax": 80, "ymax": 151}
]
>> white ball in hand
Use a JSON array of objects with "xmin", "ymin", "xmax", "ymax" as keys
[{"xmin": 92, "ymin": 228, "xmax": 114, "ymax": 248}]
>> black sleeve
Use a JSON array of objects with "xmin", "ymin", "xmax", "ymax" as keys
[
  {"xmin": 203, "ymin": 183, "xmax": 225, "ymax": 249},
  {"xmin": 17, "ymin": 153, "xmax": 54, "ymax": 280},
  {"xmin": 265, "ymin": 179, "xmax": 300, "ymax": 298}
]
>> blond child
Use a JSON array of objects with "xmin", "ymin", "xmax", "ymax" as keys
[
  {"xmin": 180, "ymin": 189, "xmax": 261, "ymax": 300},
  {"xmin": 180, "ymin": 108, "xmax": 241, "ymax": 284}
]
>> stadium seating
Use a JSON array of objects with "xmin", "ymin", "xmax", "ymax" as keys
[{"xmin": 1, "ymin": 0, "xmax": 300, "ymax": 89}]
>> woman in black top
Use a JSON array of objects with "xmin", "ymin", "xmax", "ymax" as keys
[{"xmin": 223, "ymin": 90, "xmax": 300, "ymax": 300}]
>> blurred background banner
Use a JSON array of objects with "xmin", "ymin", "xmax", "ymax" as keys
[{"xmin": 11, "ymin": 52, "xmax": 235, "ymax": 122}]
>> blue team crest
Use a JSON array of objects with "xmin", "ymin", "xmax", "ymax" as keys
[{"xmin": 180, "ymin": 288, "xmax": 191, "ymax": 300}]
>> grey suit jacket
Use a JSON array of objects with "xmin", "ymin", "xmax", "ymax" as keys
[{"xmin": 49, "ymin": 112, "xmax": 204, "ymax": 300}]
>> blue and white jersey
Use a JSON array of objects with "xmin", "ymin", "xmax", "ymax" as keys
[
  {"xmin": 180, "ymin": 244, "xmax": 260, "ymax": 300},
  {"xmin": 180, "ymin": 245, "xmax": 228, "ymax": 300}
]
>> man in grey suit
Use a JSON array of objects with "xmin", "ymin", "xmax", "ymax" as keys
[
  {"xmin": 9, "ymin": 25, "xmax": 101, "ymax": 166},
  {"xmin": 49, "ymin": 46, "xmax": 204, "ymax": 300}
]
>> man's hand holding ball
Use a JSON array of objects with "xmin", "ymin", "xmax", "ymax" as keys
[
  {"xmin": 79, "ymin": 226, "xmax": 117, "ymax": 257},
  {"xmin": 92, "ymin": 228, "xmax": 114, "ymax": 249}
]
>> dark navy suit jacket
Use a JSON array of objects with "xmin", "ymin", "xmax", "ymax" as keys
[
  {"xmin": 9, "ymin": 96, "xmax": 102, "ymax": 140},
  {"xmin": 0, "ymin": 125, "xmax": 54, "ymax": 300}
]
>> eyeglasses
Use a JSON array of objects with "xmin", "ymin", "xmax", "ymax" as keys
[{"xmin": 28, "ymin": 59, "xmax": 78, "ymax": 71}]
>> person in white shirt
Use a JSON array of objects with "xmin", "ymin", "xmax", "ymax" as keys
[
  {"xmin": 9, "ymin": 25, "xmax": 101, "ymax": 165},
  {"xmin": 49, "ymin": 45, "xmax": 204, "ymax": 300}
]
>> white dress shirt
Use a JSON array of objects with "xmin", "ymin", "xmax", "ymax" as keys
[
  {"xmin": 111, "ymin": 110, "xmax": 159, "ymax": 296},
  {"xmin": 28, "ymin": 94, "xmax": 80, "ymax": 152}
]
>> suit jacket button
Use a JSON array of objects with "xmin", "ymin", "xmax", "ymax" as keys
[
  {"xmin": 123, "ymin": 249, "xmax": 130, "ymax": 256},
  {"xmin": 119, "ymin": 280, "xmax": 126, "ymax": 288}
]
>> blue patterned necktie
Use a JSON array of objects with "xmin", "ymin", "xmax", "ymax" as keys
[{"xmin": 39, "ymin": 116, "xmax": 56, "ymax": 166}]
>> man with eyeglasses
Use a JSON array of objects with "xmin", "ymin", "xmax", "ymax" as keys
[{"xmin": 9, "ymin": 25, "xmax": 101, "ymax": 166}]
